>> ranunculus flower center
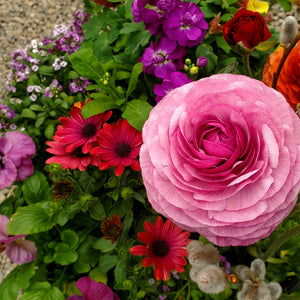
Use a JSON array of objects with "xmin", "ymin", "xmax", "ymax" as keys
[
  {"xmin": 82, "ymin": 123, "xmax": 96, "ymax": 138},
  {"xmin": 116, "ymin": 143, "xmax": 131, "ymax": 157},
  {"xmin": 151, "ymin": 240, "xmax": 169, "ymax": 257}
]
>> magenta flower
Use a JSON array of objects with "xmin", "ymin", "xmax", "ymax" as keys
[
  {"xmin": 0, "ymin": 215, "xmax": 37, "ymax": 264},
  {"xmin": 163, "ymin": 2, "xmax": 208, "ymax": 47},
  {"xmin": 66, "ymin": 277, "xmax": 120, "ymax": 300},
  {"xmin": 0, "ymin": 131, "xmax": 36, "ymax": 190},
  {"xmin": 140, "ymin": 74, "xmax": 300, "ymax": 247},
  {"xmin": 141, "ymin": 35, "xmax": 186, "ymax": 79},
  {"xmin": 153, "ymin": 71, "xmax": 192, "ymax": 102}
]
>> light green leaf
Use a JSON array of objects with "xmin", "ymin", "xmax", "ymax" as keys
[
  {"xmin": 61, "ymin": 229, "xmax": 79, "ymax": 249},
  {"xmin": 19, "ymin": 282, "xmax": 64, "ymax": 300},
  {"xmin": 53, "ymin": 243, "xmax": 78, "ymax": 265},
  {"xmin": 122, "ymin": 99, "xmax": 153, "ymax": 131},
  {"xmin": 126, "ymin": 62, "xmax": 143, "ymax": 99},
  {"xmin": 93, "ymin": 238, "xmax": 117, "ymax": 252},
  {"xmin": 21, "ymin": 108, "xmax": 36, "ymax": 120}
]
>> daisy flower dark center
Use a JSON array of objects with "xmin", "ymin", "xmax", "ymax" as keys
[
  {"xmin": 151, "ymin": 240, "xmax": 170, "ymax": 257},
  {"xmin": 116, "ymin": 143, "xmax": 131, "ymax": 157},
  {"xmin": 106, "ymin": 224, "xmax": 121, "ymax": 236},
  {"xmin": 74, "ymin": 146, "xmax": 89, "ymax": 158},
  {"xmin": 82, "ymin": 123, "xmax": 97, "ymax": 138}
]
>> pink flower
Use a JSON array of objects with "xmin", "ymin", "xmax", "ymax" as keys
[
  {"xmin": 140, "ymin": 74, "xmax": 300, "ymax": 247},
  {"xmin": 0, "ymin": 215, "xmax": 37, "ymax": 264},
  {"xmin": 0, "ymin": 131, "xmax": 36, "ymax": 189}
]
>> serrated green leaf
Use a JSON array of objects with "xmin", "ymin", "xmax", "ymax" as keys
[
  {"xmin": 7, "ymin": 202, "xmax": 55, "ymax": 235},
  {"xmin": 122, "ymin": 99, "xmax": 153, "ymax": 131},
  {"xmin": 15, "ymin": 262, "xmax": 36, "ymax": 290},
  {"xmin": 54, "ymin": 243, "xmax": 78, "ymax": 265},
  {"xmin": 19, "ymin": 282, "xmax": 64, "ymax": 300},
  {"xmin": 22, "ymin": 170, "xmax": 51, "ymax": 204},
  {"xmin": 93, "ymin": 238, "xmax": 117, "ymax": 252}
]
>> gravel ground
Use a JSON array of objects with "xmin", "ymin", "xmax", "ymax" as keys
[{"xmin": 0, "ymin": 0, "xmax": 299, "ymax": 286}]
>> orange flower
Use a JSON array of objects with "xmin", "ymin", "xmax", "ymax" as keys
[
  {"xmin": 101, "ymin": 214, "xmax": 123, "ymax": 243},
  {"xmin": 262, "ymin": 43, "xmax": 300, "ymax": 109}
]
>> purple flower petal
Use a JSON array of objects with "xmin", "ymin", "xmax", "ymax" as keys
[
  {"xmin": 0, "ymin": 215, "xmax": 9, "ymax": 240},
  {"xmin": 0, "ymin": 157, "xmax": 17, "ymax": 190},
  {"xmin": 5, "ymin": 239, "xmax": 37, "ymax": 264}
]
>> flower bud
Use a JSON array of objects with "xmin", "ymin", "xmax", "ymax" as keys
[
  {"xmin": 266, "ymin": 282, "xmax": 282, "ymax": 299},
  {"xmin": 250, "ymin": 258, "xmax": 265, "ymax": 280},
  {"xmin": 195, "ymin": 265, "xmax": 228, "ymax": 294},
  {"xmin": 188, "ymin": 243, "xmax": 220, "ymax": 269},
  {"xmin": 190, "ymin": 66, "xmax": 199, "ymax": 76},
  {"xmin": 197, "ymin": 56, "xmax": 208, "ymax": 68},
  {"xmin": 186, "ymin": 240, "xmax": 202, "ymax": 254},
  {"xmin": 279, "ymin": 16, "xmax": 298, "ymax": 46},
  {"xmin": 190, "ymin": 266, "xmax": 202, "ymax": 281}
]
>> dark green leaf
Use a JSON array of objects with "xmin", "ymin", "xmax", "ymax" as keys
[
  {"xmin": 93, "ymin": 238, "xmax": 117, "ymax": 252},
  {"xmin": 126, "ymin": 62, "xmax": 143, "ymax": 99},
  {"xmin": 19, "ymin": 282, "xmax": 64, "ymax": 300},
  {"xmin": 22, "ymin": 170, "xmax": 51, "ymax": 204},
  {"xmin": 21, "ymin": 108, "xmax": 36, "ymax": 119},
  {"xmin": 60, "ymin": 229, "xmax": 79, "ymax": 249},
  {"xmin": 38, "ymin": 66, "xmax": 54, "ymax": 76},
  {"xmin": 53, "ymin": 243, "xmax": 78, "ymax": 265}
]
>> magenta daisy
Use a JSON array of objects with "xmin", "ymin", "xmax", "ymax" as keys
[
  {"xmin": 55, "ymin": 101, "xmax": 112, "ymax": 154},
  {"xmin": 91, "ymin": 119, "xmax": 143, "ymax": 176},
  {"xmin": 130, "ymin": 216, "xmax": 190, "ymax": 281},
  {"xmin": 46, "ymin": 136, "xmax": 101, "ymax": 171}
]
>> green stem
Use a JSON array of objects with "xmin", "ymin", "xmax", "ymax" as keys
[
  {"xmin": 260, "ymin": 225, "xmax": 300, "ymax": 262},
  {"xmin": 173, "ymin": 282, "xmax": 190, "ymax": 300},
  {"xmin": 242, "ymin": 54, "xmax": 253, "ymax": 78}
]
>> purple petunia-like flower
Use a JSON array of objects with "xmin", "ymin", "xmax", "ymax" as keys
[
  {"xmin": 66, "ymin": 277, "xmax": 120, "ymax": 300},
  {"xmin": 141, "ymin": 35, "xmax": 186, "ymax": 78},
  {"xmin": 0, "ymin": 215, "xmax": 37, "ymax": 264},
  {"xmin": 154, "ymin": 71, "xmax": 192, "ymax": 102},
  {"xmin": 0, "ymin": 131, "xmax": 36, "ymax": 190},
  {"xmin": 163, "ymin": 1, "xmax": 208, "ymax": 47}
]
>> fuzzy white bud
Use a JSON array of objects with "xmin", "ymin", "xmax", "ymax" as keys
[
  {"xmin": 186, "ymin": 240, "xmax": 202, "ymax": 254},
  {"xmin": 188, "ymin": 243, "xmax": 220, "ymax": 270},
  {"xmin": 195, "ymin": 265, "xmax": 228, "ymax": 294},
  {"xmin": 250, "ymin": 258, "xmax": 265, "ymax": 280},
  {"xmin": 279, "ymin": 16, "xmax": 299, "ymax": 46}
]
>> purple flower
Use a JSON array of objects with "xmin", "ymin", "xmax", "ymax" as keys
[
  {"xmin": 0, "ymin": 131, "xmax": 36, "ymax": 189},
  {"xmin": 153, "ymin": 71, "xmax": 192, "ymax": 102},
  {"xmin": 141, "ymin": 35, "xmax": 186, "ymax": 78},
  {"xmin": 69, "ymin": 76, "xmax": 90, "ymax": 93},
  {"xmin": 66, "ymin": 277, "xmax": 120, "ymax": 300},
  {"xmin": 0, "ymin": 215, "xmax": 37, "ymax": 264},
  {"xmin": 197, "ymin": 56, "xmax": 208, "ymax": 68},
  {"xmin": 163, "ymin": 2, "xmax": 208, "ymax": 47}
]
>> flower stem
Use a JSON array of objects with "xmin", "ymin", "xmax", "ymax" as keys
[
  {"xmin": 260, "ymin": 224, "xmax": 300, "ymax": 262},
  {"xmin": 272, "ymin": 32, "xmax": 300, "ymax": 89},
  {"xmin": 242, "ymin": 54, "xmax": 253, "ymax": 78}
]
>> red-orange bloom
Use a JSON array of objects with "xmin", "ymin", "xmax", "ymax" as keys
[
  {"xmin": 130, "ymin": 216, "xmax": 190, "ymax": 281},
  {"xmin": 262, "ymin": 43, "xmax": 300, "ymax": 109},
  {"xmin": 91, "ymin": 119, "xmax": 143, "ymax": 176}
]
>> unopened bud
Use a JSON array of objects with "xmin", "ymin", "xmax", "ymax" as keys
[
  {"xmin": 195, "ymin": 265, "xmax": 228, "ymax": 294},
  {"xmin": 186, "ymin": 240, "xmax": 202, "ymax": 254},
  {"xmin": 250, "ymin": 258, "xmax": 265, "ymax": 280},
  {"xmin": 279, "ymin": 16, "xmax": 298, "ymax": 46},
  {"xmin": 188, "ymin": 243, "xmax": 220, "ymax": 270},
  {"xmin": 190, "ymin": 66, "xmax": 199, "ymax": 76}
]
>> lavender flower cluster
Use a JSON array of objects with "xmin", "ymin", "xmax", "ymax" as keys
[
  {"xmin": 132, "ymin": 0, "xmax": 208, "ymax": 102},
  {"xmin": 0, "ymin": 104, "xmax": 16, "ymax": 132},
  {"xmin": 6, "ymin": 10, "xmax": 90, "ymax": 103}
]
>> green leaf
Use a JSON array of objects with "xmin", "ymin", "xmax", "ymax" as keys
[
  {"xmin": 7, "ymin": 202, "xmax": 55, "ymax": 235},
  {"xmin": 94, "ymin": 33, "xmax": 113, "ymax": 63},
  {"xmin": 122, "ymin": 211, "xmax": 133, "ymax": 236},
  {"xmin": 279, "ymin": 0, "xmax": 292, "ymax": 11},
  {"xmin": 255, "ymin": 39, "xmax": 278, "ymax": 51},
  {"xmin": 0, "ymin": 271, "xmax": 20, "ymax": 300},
  {"xmin": 93, "ymin": 238, "xmax": 117, "ymax": 252},
  {"xmin": 216, "ymin": 36, "xmax": 232, "ymax": 54},
  {"xmin": 53, "ymin": 243, "xmax": 78, "ymax": 265},
  {"xmin": 15, "ymin": 262, "xmax": 36, "ymax": 290},
  {"xmin": 21, "ymin": 108, "xmax": 36, "ymax": 119},
  {"xmin": 126, "ymin": 62, "xmax": 143, "ymax": 99},
  {"xmin": 38, "ymin": 66, "xmax": 54, "ymax": 76},
  {"xmin": 61, "ymin": 229, "xmax": 79, "ymax": 249},
  {"xmin": 88, "ymin": 200, "xmax": 106, "ymax": 221},
  {"xmin": 114, "ymin": 260, "xmax": 127, "ymax": 285},
  {"xmin": 122, "ymin": 99, "xmax": 153, "ymax": 131},
  {"xmin": 69, "ymin": 48, "xmax": 105, "ymax": 82},
  {"xmin": 81, "ymin": 93, "xmax": 120, "ymax": 118},
  {"xmin": 196, "ymin": 44, "xmax": 218, "ymax": 73},
  {"xmin": 22, "ymin": 170, "xmax": 51, "ymax": 204},
  {"xmin": 98, "ymin": 255, "xmax": 119, "ymax": 273},
  {"xmin": 29, "ymin": 104, "xmax": 44, "ymax": 111},
  {"xmin": 19, "ymin": 282, "xmax": 64, "ymax": 300},
  {"xmin": 44, "ymin": 123, "xmax": 55, "ymax": 140}
]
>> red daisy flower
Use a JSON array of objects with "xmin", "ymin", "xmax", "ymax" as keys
[
  {"xmin": 46, "ymin": 136, "xmax": 101, "ymax": 171},
  {"xmin": 101, "ymin": 214, "xmax": 123, "ymax": 243},
  {"xmin": 129, "ymin": 216, "xmax": 190, "ymax": 281},
  {"xmin": 91, "ymin": 119, "xmax": 143, "ymax": 176},
  {"xmin": 55, "ymin": 101, "xmax": 112, "ymax": 154}
]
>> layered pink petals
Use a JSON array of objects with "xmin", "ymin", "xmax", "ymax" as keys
[
  {"xmin": 91, "ymin": 119, "xmax": 143, "ymax": 176},
  {"xmin": 130, "ymin": 216, "xmax": 190, "ymax": 281},
  {"xmin": 140, "ymin": 74, "xmax": 300, "ymax": 246}
]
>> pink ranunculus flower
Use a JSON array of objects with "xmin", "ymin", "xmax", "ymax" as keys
[{"xmin": 140, "ymin": 74, "xmax": 300, "ymax": 247}]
